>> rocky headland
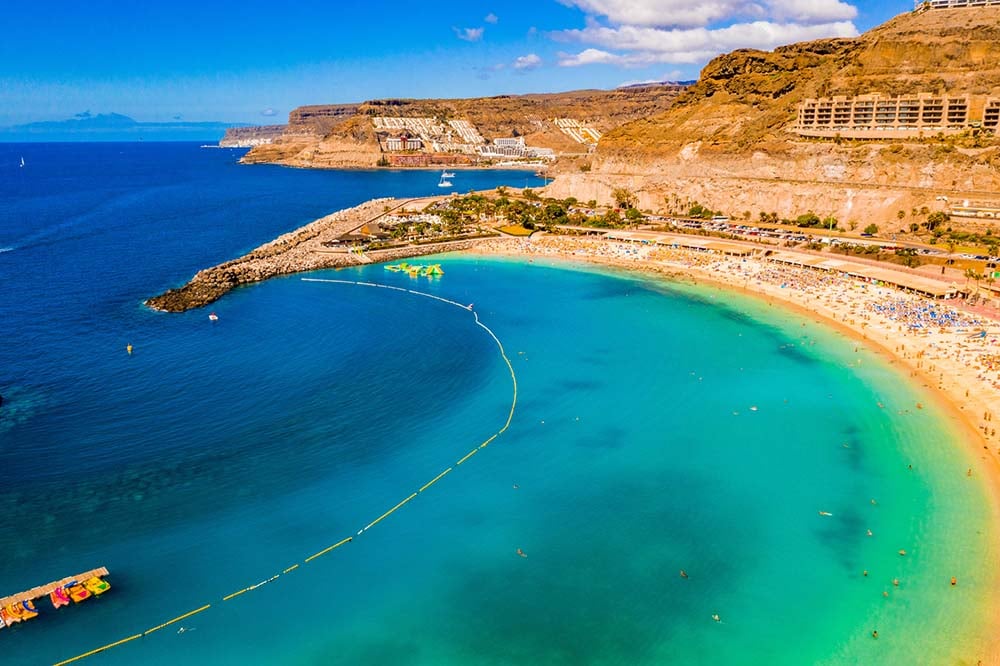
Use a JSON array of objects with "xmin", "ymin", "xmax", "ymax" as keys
[
  {"xmin": 238, "ymin": 85, "xmax": 687, "ymax": 170},
  {"xmin": 219, "ymin": 125, "xmax": 287, "ymax": 148}
]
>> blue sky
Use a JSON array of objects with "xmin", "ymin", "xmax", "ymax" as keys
[{"xmin": 0, "ymin": 0, "xmax": 913, "ymax": 125}]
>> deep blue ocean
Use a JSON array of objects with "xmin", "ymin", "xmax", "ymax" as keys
[{"xmin": 0, "ymin": 143, "xmax": 995, "ymax": 665}]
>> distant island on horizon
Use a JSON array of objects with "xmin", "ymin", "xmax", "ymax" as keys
[{"xmin": 0, "ymin": 112, "xmax": 248, "ymax": 142}]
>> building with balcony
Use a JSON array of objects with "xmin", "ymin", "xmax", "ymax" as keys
[{"xmin": 794, "ymin": 93, "xmax": 984, "ymax": 138}]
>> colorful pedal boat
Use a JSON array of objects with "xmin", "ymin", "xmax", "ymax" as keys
[
  {"xmin": 19, "ymin": 600, "xmax": 39, "ymax": 620},
  {"xmin": 50, "ymin": 586, "xmax": 71, "ymax": 608},
  {"xmin": 84, "ymin": 577, "xmax": 110, "ymax": 595},
  {"xmin": 1, "ymin": 604, "xmax": 21, "ymax": 625},
  {"xmin": 65, "ymin": 582, "xmax": 91, "ymax": 603},
  {"xmin": 1, "ymin": 600, "xmax": 39, "ymax": 624}
]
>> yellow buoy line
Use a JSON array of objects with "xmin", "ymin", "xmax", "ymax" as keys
[{"xmin": 52, "ymin": 277, "xmax": 518, "ymax": 666}]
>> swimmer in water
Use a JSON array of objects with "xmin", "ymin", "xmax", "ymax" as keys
[
  {"xmin": 711, "ymin": 614, "xmax": 721, "ymax": 623},
  {"xmin": 516, "ymin": 548, "xmax": 527, "ymax": 558},
  {"xmin": 867, "ymin": 529, "xmax": 873, "ymax": 537},
  {"xmin": 680, "ymin": 570, "xmax": 689, "ymax": 579},
  {"xmin": 951, "ymin": 576, "xmax": 958, "ymax": 586},
  {"xmin": 512, "ymin": 483, "xmax": 519, "ymax": 489}
]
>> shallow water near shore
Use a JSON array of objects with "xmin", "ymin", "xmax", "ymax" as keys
[{"xmin": 0, "ymin": 145, "xmax": 995, "ymax": 664}]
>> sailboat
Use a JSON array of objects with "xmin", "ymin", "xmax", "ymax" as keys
[
  {"xmin": 441, "ymin": 169, "xmax": 456, "ymax": 178},
  {"xmin": 19, "ymin": 157, "xmax": 25, "ymax": 168},
  {"xmin": 438, "ymin": 173, "xmax": 453, "ymax": 188}
]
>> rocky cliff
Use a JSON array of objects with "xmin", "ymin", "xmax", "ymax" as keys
[
  {"xmin": 240, "ymin": 85, "xmax": 687, "ymax": 169},
  {"xmin": 219, "ymin": 125, "xmax": 287, "ymax": 147},
  {"xmin": 552, "ymin": 6, "xmax": 1000, "ymax": 227}
]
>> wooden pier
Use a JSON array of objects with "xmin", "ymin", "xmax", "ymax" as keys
[{"xmin": 0, "ymin": 567, "xmax": 109, "ymax": 608}]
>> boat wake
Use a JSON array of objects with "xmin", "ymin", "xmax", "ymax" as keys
[{"xmin": 0, "ymin": 247, "xmax": 13, "ymax": 254}]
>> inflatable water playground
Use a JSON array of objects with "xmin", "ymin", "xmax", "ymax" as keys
[{"xmin": 384, "ymin": 262, "xmax": 444, "ymax": 277}]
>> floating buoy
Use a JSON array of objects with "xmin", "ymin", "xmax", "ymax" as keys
[{"xmin": 126, "ymin": 344, "xmax": 133, "ymax": 355}]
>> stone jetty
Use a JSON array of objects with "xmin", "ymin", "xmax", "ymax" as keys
[{"xmin": 145, "ymin": 197, "xmax": 491, "ymax": 312}]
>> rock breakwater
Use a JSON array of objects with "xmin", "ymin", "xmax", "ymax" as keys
[{"xmin": 145, "ymin": 198, "xmax": 492, "ymax": 312}]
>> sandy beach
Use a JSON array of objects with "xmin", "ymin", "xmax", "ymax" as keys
[{"xmin": 470, "ymin": 233, "xmax": 1000, "ymax": 663}]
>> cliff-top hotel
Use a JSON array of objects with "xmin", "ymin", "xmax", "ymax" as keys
[
  {"xmin": 795, "ymin": 94, "xmax": 1000, "ymax": 138},
  {"xmin": 915, "ymin": 0, "xmax": 1000, "ymax": 9}
]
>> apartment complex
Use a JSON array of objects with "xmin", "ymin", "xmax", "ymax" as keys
[
  {"xmin": 794, "ymin": 94, "xmax": 999, "ymax": 138},
  {"xmin": 915, "ymin": 0, "xmax": 1000, "ymax": 9}
]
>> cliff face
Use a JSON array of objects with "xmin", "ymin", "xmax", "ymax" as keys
[
  {"xmin": 241, "ymin": 85, "xmax": 686, "ymax": 168},
  {"xmin": 219, "ymin": 125, "xmax": 286, "ymax": 148},
  {"xmin": 562, "ymin": 7, "xmax": 1000, "ymax": 225}
]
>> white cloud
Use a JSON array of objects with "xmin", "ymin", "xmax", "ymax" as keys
[
  {"xmin": 485, "ymin": 12, "xmax": 499, "ymax": 24},
  {"xmin": 559, "ymin": 0, "xmax": 762, "ymax": 28},
  {"xmin": 454, "ymin": 26, "xmax": 485, "ymax": 42},
  {"xmin": 552, "ymin": 0, "xmax": 860, "ymax": 70},
  {"xmin": 513, "ymin": 53, "xmax": 543, "ymax": 70},
  {"xmin": 558, "ymin": 20, "xmax": 856, "ymax": 59},
  {"xmin": 765, "ymin": 0, "xmax": 856, "ymax": 23},
  {"xmin": 558, "ymin": 0, "xmax": 855, "ymax": 28},
  {"xmin": 555, "ymin": 12, "xmax": 858, "ymax": 68}
]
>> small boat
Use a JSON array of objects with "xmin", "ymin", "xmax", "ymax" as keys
[
  {"xmin": 50, "ymin": 586, "xmax": 71, "ymax": 608},
  {"xmin": 65, "ymin": 582, "xmax": 92, "ymax": 603},
  {"xmin": 19, "ymin": 156, "xmax": 25, "ymax": 168},
  {"xmin": 19, "ymin": 600, "xmax": 39, "ymax": 620},
  {"xmin": 208, "ymin": 312, "xmax": 219, "ymax": 322},
  {"xmin": 2, "ymin": 605, "xmax": 21, "ymax": 624},
  {"xmin": 84, "ymin": 577, "xmax": 111, "ymax": 595},
  {"xmin": 437, "ymin": 174, "xmax": 453, "ymax": 188},
  {"xmin": 441, "ymin": 170, "xmax": 456, "ymax": 178}
]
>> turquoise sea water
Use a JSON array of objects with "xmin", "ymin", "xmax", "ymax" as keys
[{"xmin": 0, "ymin": 145, "xmax": 995, "ymax": 665}]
